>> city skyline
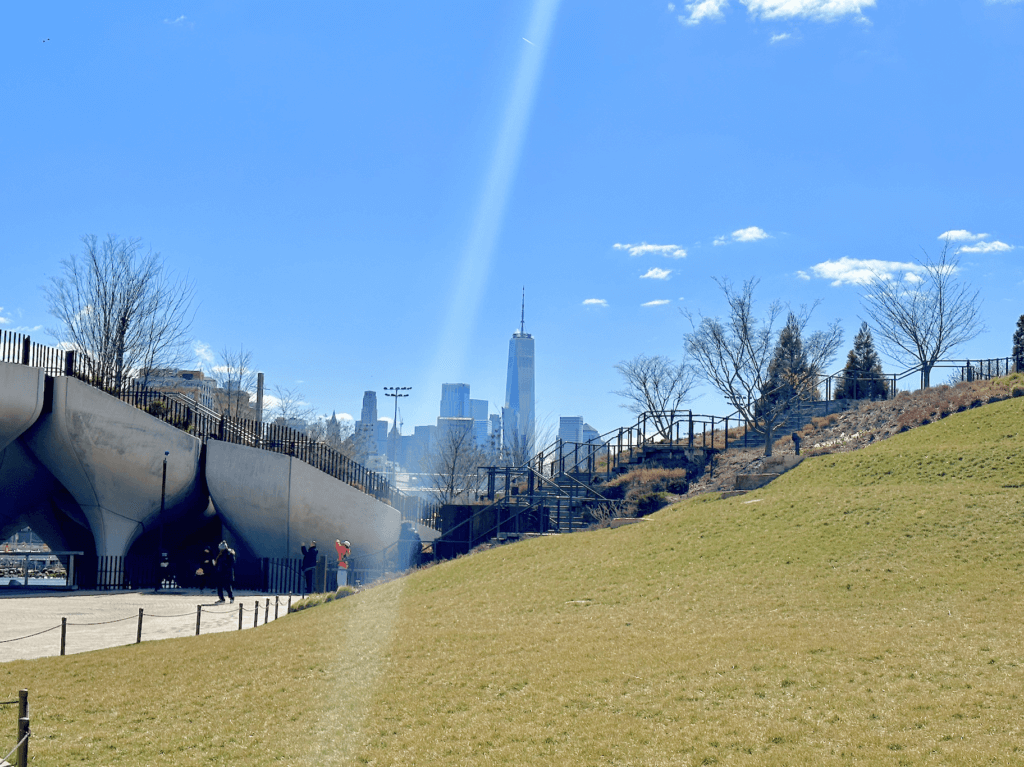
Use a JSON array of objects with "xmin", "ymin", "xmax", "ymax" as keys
[{"xmin": 2, "ymin": 3, "xmax": 1022, "ymax": 436}]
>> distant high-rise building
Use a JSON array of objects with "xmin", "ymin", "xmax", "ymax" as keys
[
  {"xmin": 503, "ymin": 292, "xmax": 535, "ymax": 458},
  {"xmin": 356, "ymin": 391, "xmax": 380, "ymax": 455},
  {"xmin": 489, "ymin": 413, "xmax": 501, "ymax": 442},
  {"xmin": 440, "ymin": 383, "xmax": 471, "ymax": 418}
]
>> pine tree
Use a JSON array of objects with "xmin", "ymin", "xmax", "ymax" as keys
[
  {"xmin": 758, "ymin": 313, "xmax": 820, "ymax": 416},
  {"xmin": 1013, "ymin": 315, "xmax": 1024, "ymax": 374},
  {"xmin": 836, "ymin": 322, "xmax": 887, "ymax": 400}
]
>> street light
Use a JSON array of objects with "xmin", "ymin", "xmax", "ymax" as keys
[
  {"xmin": 157, "ymin": 450, "xmax": 168, "ymax": 591},
  {"xmin": 383, "ymin": 386, "xmax": 411, "ymax": 480}
]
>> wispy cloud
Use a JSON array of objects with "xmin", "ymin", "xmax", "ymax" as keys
[
  {"xmin": 614, "ymin": 242, "xmax": 687, "ymax": 259},
  {"xmin": 193, "ymin": 341, "xmax": 215, "ymax": 363},
  {"xmin": 808, "ymin": 257, "xmax": 926, "ymax": 286},
  {"xmin": 642, "ymin": 299, "xmax": 672, "ymax": 307},
  {"xmin": 682, "ymin": 0, "xmax": 873, "ymax": 24},
  {"xmin": 163, "ymin": 15, "xmax": 188, "ymax": 25},
  {"xmin": 939, "ymin": 229, "xmax": 989, "ymax": 241},
  {"xmin": 641, "ymin": 267, "xmax": 672, "ymax": 280},
  {"xmin": 796, "ymin": 270, "xmax": 810, "ymax": 280},
  {"xmin": 582, "ymin": 298, "xmax": 608, "ymax": 307},
  {"xmin": 0, "ymin": 307, "xmax": 10, "ymax": 325},
  {"xmin": 667, "ymin": 2, "xmax": 676, "ymax": 9},
  {"xmin": 770, "ymin": 32, "xmax": 791, "ymax": 42},
  {"xmin": 961, "ymin": 240, "xmax": 1014, "ymax": 253},
  {"xmin": 714, "ymin": 226, "xmax": 770, "ymax": 245}
]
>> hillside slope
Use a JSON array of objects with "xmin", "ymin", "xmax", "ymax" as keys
[{"xmin": 3, "ymin": 397, "xmax": 1024, "ymax": 765}]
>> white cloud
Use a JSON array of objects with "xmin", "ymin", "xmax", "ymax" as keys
[
  {"xmin": 681, "ymin": 0, "xmax": 872, "ymax": 25},
  {"xmin": 732, "ymin": 226, "xmax": 770, "ymax": 242},
  {"xmin": 679, "ymin": 0, "xmax": 729, "ymax": 25},
  {"xmin": 613, "ymin": 242, "xmax": 687, "ymax": 258},
  {"xmin": 938, "ymin": 229, "xmax": 989, "ymax": 241},
  {"xmin": 582, "ymin": 298, "xmax": 608, "ymax": 307},
  {"xmin": 796, "ymin": 270, "xmax": 810, "ymax": 280},
  {"xmin": 770, "ymin": 32, "xmax": 791, "ymax": 42},
  {"xmin": 809, "ymin": 257, "xmax": 926, "ymax": 286},
  {"xmin": 667, "ymin": 2, "xmax": 676, "ymax": 9},
  {"xmin": 0, "ymin": 307, "xmax": 10, "ymax": 325},
  {"xmin": 163, "ymin": 15, "xmax": 187, "ymax": 25},
  {"xmin": 642, "ymin": 299, "xmax": 672, "ymax": 307},
  {"xmin": 904, "ymin": 272, "xmax": 924, "ymax": 284},
  {"xmin": 193, "ymin": 340, "xmax": 214, "ymax": 363},
  {"xmin": 961, "ymin": 240, "xmax": 1014, "ymax": 253},
  {"xmin": 714, "ymin": 226, "xmax": 770, "ymax": 245},
  {"xmin": 742, "ymin": 0, "xmax": 874, "ymax": 21},
  {"xmin": 641, "ymin": 267, "xmax": 672, "ymax": 280}
]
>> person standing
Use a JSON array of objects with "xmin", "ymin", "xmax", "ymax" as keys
[
  {"xmin": 335, "ymin": 539, "xmax": 350, "ymax": 587},
  {"xmin": 301, "ymin": 541, "xmax": 318, "ymax": 594},
  {"xmin": 397, "ymin": 522, "xmax": 421, "ymax": 571},
  {"xmin": 198, "ymin": 547, "xmax": 213, "ymax": 594},
  {"xmin": 214, "ymin": 541, "xmax": 235, "ymax": 604}
]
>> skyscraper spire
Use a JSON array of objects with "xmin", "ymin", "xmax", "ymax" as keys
[{"xmin": 520, "ymin": 286, "xmax": 525, "ymax": 335}]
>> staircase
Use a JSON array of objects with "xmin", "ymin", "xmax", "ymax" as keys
[{"xmin": 724, "ymin": 399, "xmax": 851, "ymax": 453}]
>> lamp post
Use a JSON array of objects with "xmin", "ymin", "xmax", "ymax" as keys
[
  {"xmin": 383, "ymin": 386, "xmax": 411, "ymax": 482},
  {"xmin": 157, "ymin": 450, "xmax": 168, "ymax": 591}
]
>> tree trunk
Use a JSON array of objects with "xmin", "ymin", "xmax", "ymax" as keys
[
  {"xmin": 921, "ymin": 365, "xmax": 932, "ymax": 389},
  {"xmin": 763, "ymin": 421, "xmax": 773, "ymax": 457}
]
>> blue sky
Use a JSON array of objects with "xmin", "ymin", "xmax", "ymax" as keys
[{"xmin": 2, "ymin": 1, "xmax": 1022, "ymax": 438}]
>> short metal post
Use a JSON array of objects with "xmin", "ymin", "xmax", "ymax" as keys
[
  {"xmin": 17, "ymin": 715, "xmax": 29, "ymax": 766},
  {"xmin": 254, "ymin": 601, "xmax": 259, "ymax": 628},
  {"xmin": 137, "ymin": 608, "xmax": 143, "ymax": 644},
  {"xmin": 288, "ymin": 593, "xmax": 292, "ymax": 612},
  {"xmin": 60, "ymin": 617, "xmax": 66, "ymax": 656},
  {"xmin": 275, "ymin": 595, "xmax": 280, "ymax": 620},
  {"xmin": 238, "ymin": 603, "xmax": 243, "ymax": 630},
  {"xmin": 195, "ymin": 605, "xmax": 202, "ymax": 636},
  {"xmin": 264, "ymin": 598, "xmax": 270, "ymax": 624}
]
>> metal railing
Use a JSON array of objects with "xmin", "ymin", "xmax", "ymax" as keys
[{"xmin": 0, "ymin": 330, "xmax": 438, "ymax": 526}]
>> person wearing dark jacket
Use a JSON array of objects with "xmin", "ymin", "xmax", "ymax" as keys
[
  {"xmin": 396, "ymin": 522, "xmax": 421, "ymax": 572},
  {"xmin": 214, "ymin": 541, "xmax": 235, "ymax": 603},
  {"xmin": 301, "ymin": 541, "xmax": 318, "ymax": 594}
]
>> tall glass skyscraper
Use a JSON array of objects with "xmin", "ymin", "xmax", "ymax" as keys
[{"xmin": 503, "ymin": 295, "xmax": 535, "ymax": 459}]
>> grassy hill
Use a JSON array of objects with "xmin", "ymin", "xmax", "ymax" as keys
[{"xmin": 3, "ymin": 396, "xmax": 1024, "ymax": 765}]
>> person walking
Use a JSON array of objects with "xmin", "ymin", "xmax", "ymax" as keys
[
  {"xmin": 335, "ymin": 539, "xmax": 350, "ymax": 587},
  {"xmin": 214, "ymin": 541, "xmax": 235, "ymax": 604},
  {"xmin": 301, "ymin": 541, "xmax": 318, "ymax": 594}
]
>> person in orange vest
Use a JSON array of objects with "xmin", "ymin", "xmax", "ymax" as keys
[{"xmin": 335, "ymin": 539, "xmax": 350, "ymax": 587}]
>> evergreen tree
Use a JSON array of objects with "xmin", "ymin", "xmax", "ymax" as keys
[
  {"xmin": 1013, "ymin": 315, "xmax": 1024, "ymax": 373},
  {"xmin": 836, "ymin": 322, "xmax": 887, "ymax": 400},
  {"xmin": 758, "ymin": 313, "xmax": 820, "ymax": 416}
]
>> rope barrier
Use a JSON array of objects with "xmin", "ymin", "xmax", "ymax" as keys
[
  {"xmin": 143, "ymin": 611, "xmax": 197, "ymax": 619},
  {"xmin": 0, "ymin": 700, "xmax": 18, "ymax": 706},
  {"xmin": 1, "ymin": 729, "xmax": 29, "ymax": 765},
  {"xmin": 66, "ymin": 615, "xmax": 138, "ymax": 626},
  {"xmin": 0, "ymin": 625, "xmax": 61, "ymax": 644}
]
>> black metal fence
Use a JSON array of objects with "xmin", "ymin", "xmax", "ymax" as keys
[{"xmin": 0, "ymin": 330, "xmax": 436, "ymax": 525}]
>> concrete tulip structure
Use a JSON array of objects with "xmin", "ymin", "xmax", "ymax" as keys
[{"xmin": 0, "ymin": 361, "xmax": 427, "ymax": 583}]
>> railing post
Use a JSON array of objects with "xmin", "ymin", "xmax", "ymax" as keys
[
  {"xmin": 17, "ymin": 708, "xmax": 29, "ymax": 766},
  {"xmin": 196, "ymin": 605, "xmax": 202, "ymax": 636},
  {"xmin": 238, "ymin": 603, "xmax": 244, "ymax": 630},
  {"xmin": 64, "ymin": 349, "xmax": 76, "ymax": 377},
  {"xmin": 137, "ymin": 608, "xmax": 143, "ymax": 644},
  {"xmin": 21, "ymin": 336, "xmax": 30, "ymax": 365},
  {"xmin": 60, "ymin": 617, "xmax": 66, "ymax": 656}
]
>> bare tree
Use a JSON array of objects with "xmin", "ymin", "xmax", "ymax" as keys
[
  {"xmin": 614, "ymin": 354, "xmax": 698, "ymax": 440},
  {"xmin": 684, "ymin": 278, "xmax": 842, "ymax": 456},
  {"xmin": 215, "ymin": 345, "xmax": 258, "ymax": 419},
  {"xmin": 862, "ymin": 241, "xmax": 984, "ymax": 388},
  {"xmin": 267, "ymin": 385, "xmax": 316, "ymax": 428},
  {"xmin": 46, "ymin": 234, "xmax": 196, "ymax": 393},
  {"xmin": 427, "ymin": 421, "xmax": 493, "ymax": 506}
]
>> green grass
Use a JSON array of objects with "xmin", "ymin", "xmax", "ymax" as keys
[{"xmin": 4, "ymin": 397, "xmax": 1024, "ymax": 764}]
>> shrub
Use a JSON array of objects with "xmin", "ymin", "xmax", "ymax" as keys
[
  {"xmin": 633, "ymin": 491, "xmax": 669, "ymax": 517},
  {"xmin": 1013, "ymin": 387, "xmax": 1024, "ymax": 398}
]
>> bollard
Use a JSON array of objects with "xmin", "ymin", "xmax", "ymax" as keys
[
  {"xmin": 60, "ymin": 617, "xmax": 67, "ymax": 656},
  {"xmin": 195, "ymin": 605, "xmax": 202, "ymax": 636},
  {"xmin": 17, "ymin": 716, "xmax": 29, "ymax": 766},
  {"xmin": 274, "ymin": 595, "xmax": 280, "ymax": 620},
  {"xmin": 237, "ymin": 603, "xmax": 244, "ymax": 630},
  {"xmin": 137, "ymin": 608, "xmax": 144, "ymax": 644},
  {"xmin": 253, "ymin": 601, "xmax": 258, "ymax": 628},
  {"xmin": 264, "ymin": 598, "xmax": 270, "ymax": 624},
  {"xmin": 287, "ymin": 593, "xmax": 292, "ymax": 612}
]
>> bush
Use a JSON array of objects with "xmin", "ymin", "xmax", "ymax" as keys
[{"xmin": 633, "ymin": 492, "xmax": 669, "ymax": 518}]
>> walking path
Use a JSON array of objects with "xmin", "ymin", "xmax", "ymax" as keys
[{"xmin": 0, "ymin": 589, "xmax": 294, "ymax": 663}]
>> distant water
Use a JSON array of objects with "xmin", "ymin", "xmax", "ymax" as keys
[{"xmin": 0, "ymin": 577, "xmax": 69, "ymax": 588}]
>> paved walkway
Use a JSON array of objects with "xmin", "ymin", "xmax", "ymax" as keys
[{"xmin": 0, "ymin": 589, "xmax": 296, "ymax": 663}]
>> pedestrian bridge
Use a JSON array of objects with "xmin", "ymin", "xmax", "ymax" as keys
[{"xmin": 0, "ymin": 357, "xmax": 437, "ymax": 588}]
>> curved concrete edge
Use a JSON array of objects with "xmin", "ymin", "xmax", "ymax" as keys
[
  {"xmin": 0, "ymin": 362, "xmax": 46, "ymax": 453},
  {"xmin": 22, "ymin": 375, "xmax": 202, "ymax": 558},
  {"xmin": 206, "ymin": 440, "xmax": 402, "ymax": 560}
]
